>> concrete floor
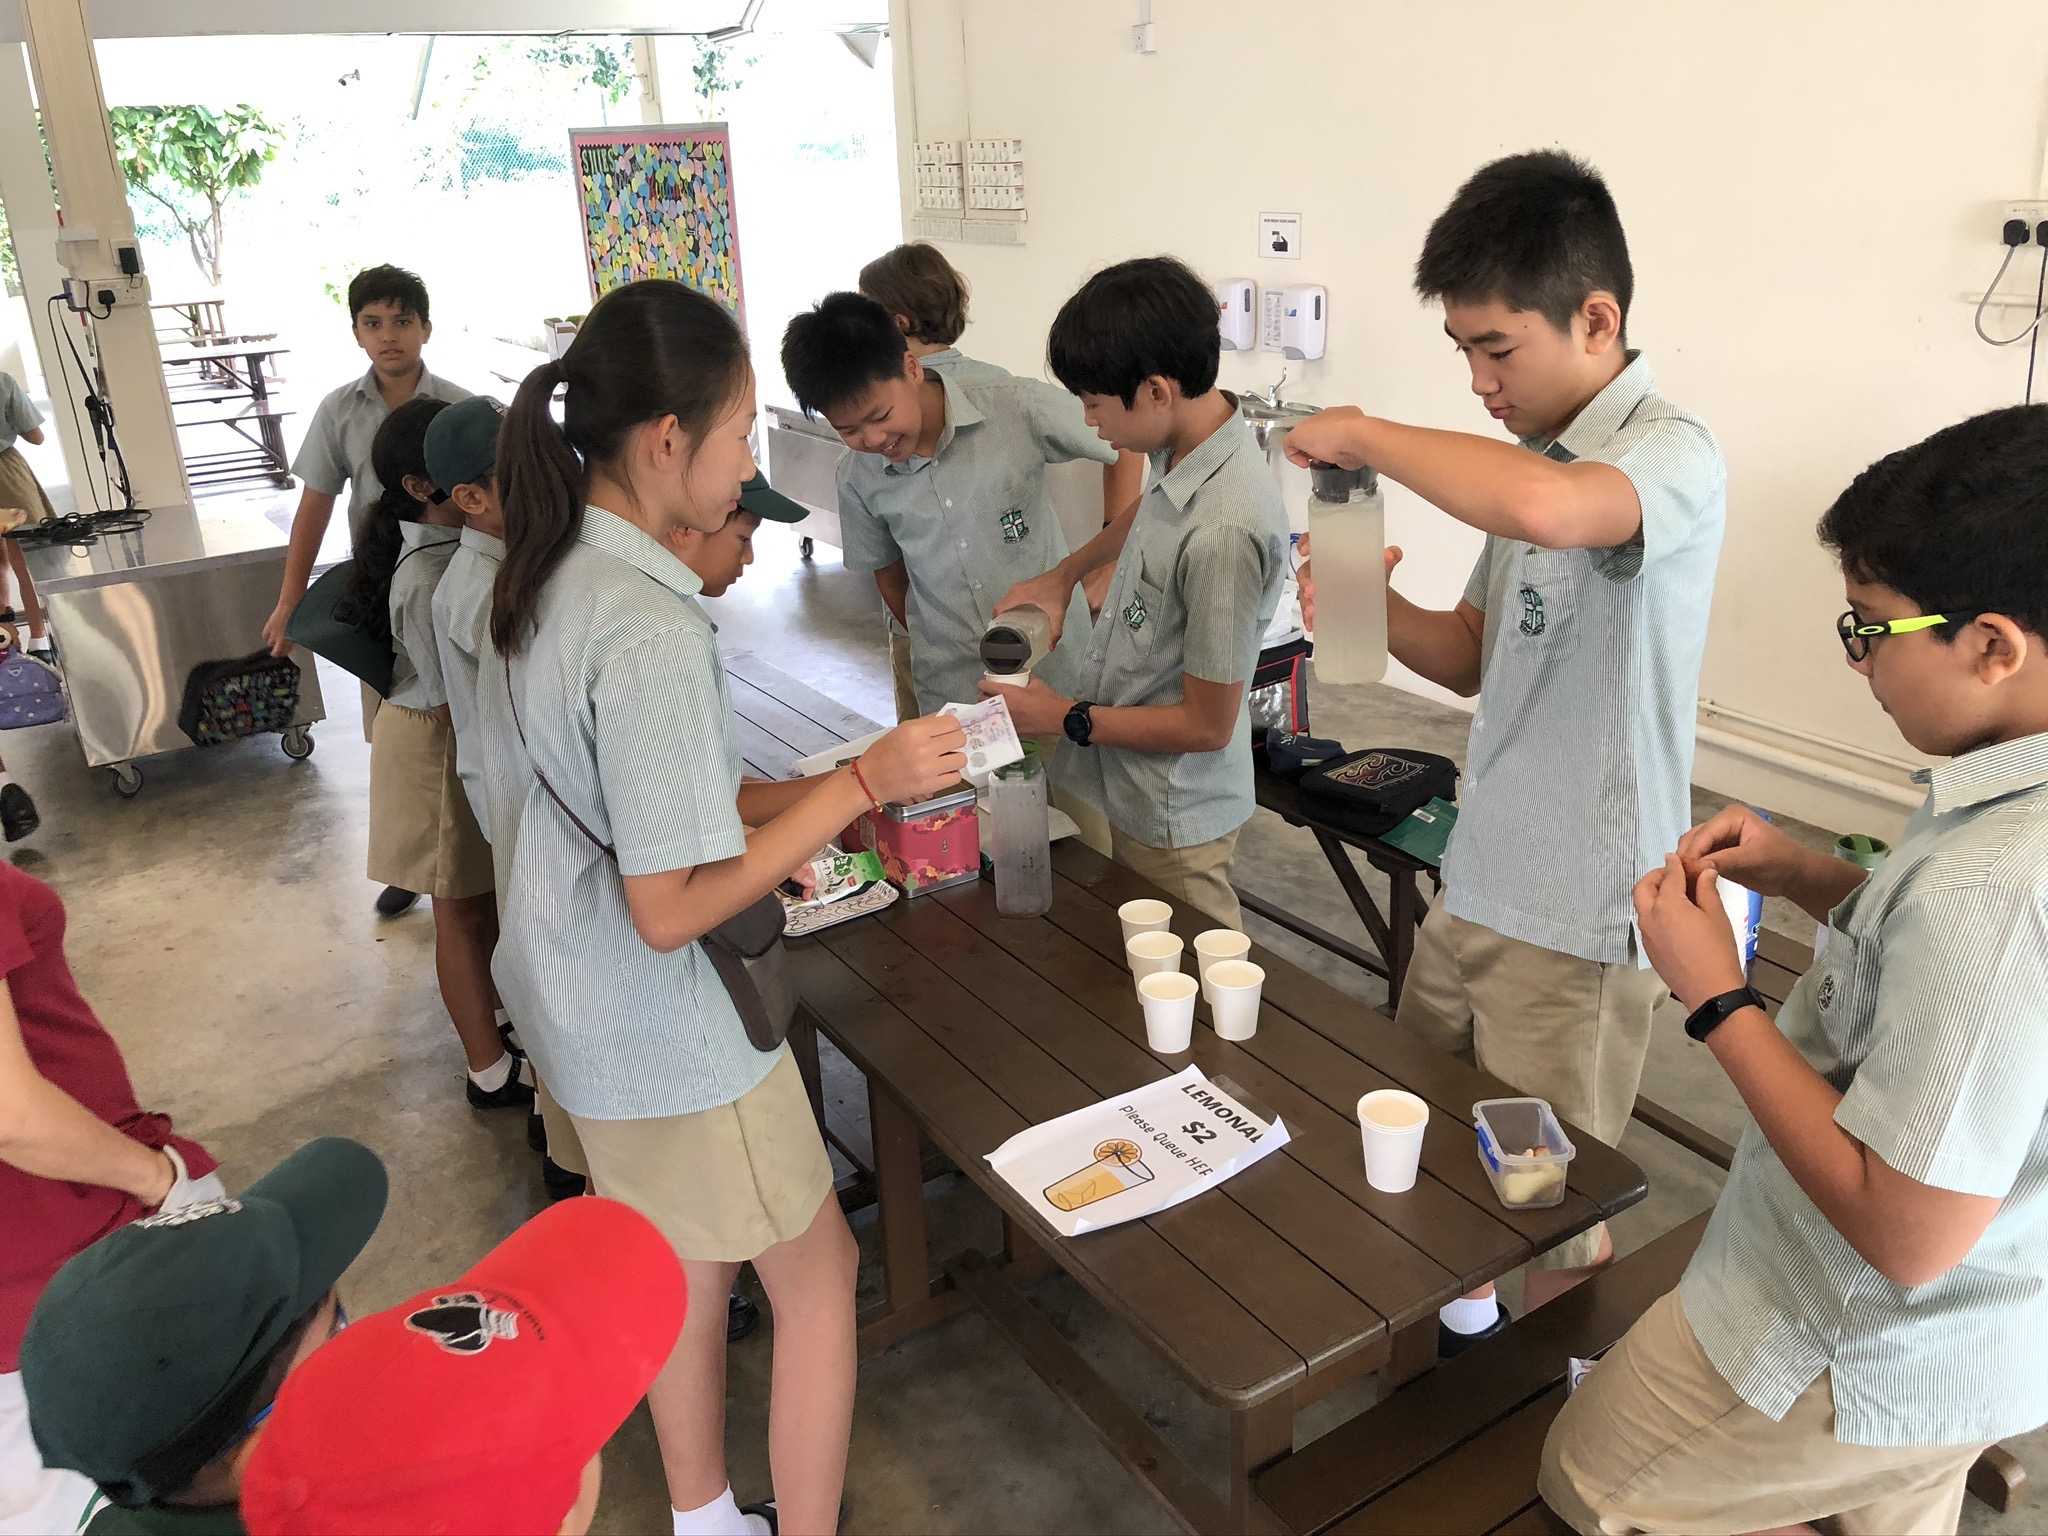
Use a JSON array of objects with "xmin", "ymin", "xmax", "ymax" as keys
[{"xmin": 14, "ymin": 524, "xmax": 2042, "ymax": 1533}]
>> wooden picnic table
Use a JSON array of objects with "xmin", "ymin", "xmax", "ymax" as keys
[
  {"xmin": 151, "ymin": 295, "xmax": 228, "ymax": 349},
  {"xmin": 722, "ymin": 649, "xmax": 1649, "ymax": 1533},
  {"xmin": 162, "ymin": 339, "xmax": 293, "ymax": 488}
]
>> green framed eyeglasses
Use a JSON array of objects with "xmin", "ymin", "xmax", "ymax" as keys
[{"xmin": 1836, "ymin": 609, "xmax": 1970, "ymax": 662}]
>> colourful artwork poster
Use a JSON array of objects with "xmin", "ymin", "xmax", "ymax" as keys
[{"xmin": 569, "ymin": 124, "xmax": 744, "ymax": 321}]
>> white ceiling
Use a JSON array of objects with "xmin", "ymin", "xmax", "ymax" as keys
[{"xmin": 1, "ymin": 0, "xmax": 888, "ymax": 45}]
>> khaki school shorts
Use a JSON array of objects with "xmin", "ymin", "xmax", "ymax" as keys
[
  {"xmin": 1108, "ymin": 824, "xmax": 1243, "ymax": 929},
  {"xmin": 367, "ymin": 701, "xmax": 494, "ymax": 899},
  {"xmin": 1542, "ymin": 1289, "xmax": 1980, "ymax": 1535},
  {"xmin": 1396, "ymin": 903, "xmax": 1666, "ymax": 1269},
  {"xmin": 569, "ymin": 1051, "xmax": 834, "ymax": 1263}
]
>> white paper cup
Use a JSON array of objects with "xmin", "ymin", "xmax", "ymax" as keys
[
  {"xmin": 1118, "ymin": 898, "xmax": 1172, "ymax": 946},
  {"xmin": 1193, "ymin": 928, "xmax": 1252, "ymax": 1004},
  {"xmin": 1139, "ymin": 970, "xmax": 1199, "ymax": 1053},
  {"xmin": 983, "ymin": 670, "xmax": 1032, "ymax": 689},
  {"xmin": 1206, "ymin": 959, "xmax": 1265, "ymax": 1041},
  {"xmin": 1125, "ymin": 930, "xmax": 1184, "ymax": 985},
  {"xmin": 1358, "ymin": 1088, "xmax": 1430, "ymax": 1193}
]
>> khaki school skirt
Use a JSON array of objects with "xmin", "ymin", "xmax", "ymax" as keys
[
  {"xmin": 367, "ymin": 701, "xmax": 493, "ymax": 898},
  {"xmin": 0, "ymin": 446, "xmax": 56, "ymax": 529},
  {"xmin": 569, "ymin": 1052, "xmax": 834, "ymax": 1262}
]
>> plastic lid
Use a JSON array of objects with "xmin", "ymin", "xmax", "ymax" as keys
[{"xmin": 980, "ymin": 622, "xmax": 1035, "ymax": 672}]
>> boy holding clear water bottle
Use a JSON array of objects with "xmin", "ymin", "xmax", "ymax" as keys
[{"xmin": 1289, "ymin": 150, "xmax": 1726, "ymax": 1338}]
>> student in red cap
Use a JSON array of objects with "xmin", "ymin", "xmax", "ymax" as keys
[{"xmin": 240, "ymin": 1196, "xmax": 687, "ymax": 1536}]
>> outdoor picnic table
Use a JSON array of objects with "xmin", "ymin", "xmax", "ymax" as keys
[
  {"xmin": 150, "ymin": 295, "xmax": 228, "ymax": 348},
  {"xmin": 722, "ymin": 649, "xmax": 1648, "ymax": 1534},
  {"xmin": 162, "ymin": 339, "xmax": 293, "ymax": 488}
]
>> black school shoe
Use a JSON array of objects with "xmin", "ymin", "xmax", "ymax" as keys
[
  {"xmin": 1, "ymin": 783, "xmax": 39, "ymax": 843},
  {"xmin": 739, "ymin": 1502, "xmax": 778, "ymax": 1534},
  {"xmin": 375, "ymin": 885, "xmax": 420, "ymax": 917},
  {"xmin": 728, "ymin": 1291, "xmax": 761, "ymax": 1343},
  {"xmin": 542, "ymin": 1157, "xmax": 586, "ymax": 1202},
  {"xmin": 466, "ymin": 1073, "xmax": 536, "ymax": 1111},
  {"xmin": 1438, "ymin": 1301, "xmax": 1512, "ymax": 1360}
]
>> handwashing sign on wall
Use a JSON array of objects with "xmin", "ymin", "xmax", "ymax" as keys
[
  {"xmin": 987, "ymin": 1066, "xmax": 1290, "ymax": 1237},
  {"xmin": 1258, "ymin": 211, "xmax": 1303, "ymax": 259}
]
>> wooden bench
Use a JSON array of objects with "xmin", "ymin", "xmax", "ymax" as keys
[
  {"xmin": 1632, "ymin": 927, "xmax": 2028, "ymax": 1518},
  {"xmin": 1253, "ymin": 1212, "xmax": 1710, "ymax": 1534}
]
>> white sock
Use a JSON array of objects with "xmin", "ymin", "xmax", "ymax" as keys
[
  {"xmin": 467, "ymin": 1052, "xmax": 514, "ymax": 1093},
  {"xmin": 672, "ymin": 1486, "xmax": 749, "ymax": 1536},
  {"xmin": 1439, "ymin": 1292, "xmax": 1500, "ymax": 1335}
]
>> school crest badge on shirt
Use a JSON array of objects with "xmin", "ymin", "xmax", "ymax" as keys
[
  {"xmin": 999, "ymin": 508, "xmax": 1029, "ymax": 543},
  {"xmin": 1518, "ymin": 585, "xmax": 1546, "ymax": 637},
  {"xmin": 1122, "ymin": 591, "xmax": 1149, "ymax": 631}
]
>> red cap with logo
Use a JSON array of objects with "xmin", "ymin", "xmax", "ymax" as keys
[{"xmin": 241, "ymin": 1197, "xmax": 685, "ymax": 1536}]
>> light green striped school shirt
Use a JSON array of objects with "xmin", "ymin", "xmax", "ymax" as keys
[{"xmin": 1681, "ymin": 731, "xmax": 2048, "ymax": 1446}]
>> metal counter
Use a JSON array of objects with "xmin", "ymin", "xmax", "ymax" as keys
[{"xmin": 21, "ymin": 501, "xmax": 324, "ymax": 794}]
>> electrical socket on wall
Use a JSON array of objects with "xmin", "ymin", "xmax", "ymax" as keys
[{"xmin": 2005, "ymin": 201, "xmax": 2048, "ymax": 242}]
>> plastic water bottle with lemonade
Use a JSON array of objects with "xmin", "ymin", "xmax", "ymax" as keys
[{"xmin": 1301, "ymin": 457, "xmax": 1388, "ymax": 685}]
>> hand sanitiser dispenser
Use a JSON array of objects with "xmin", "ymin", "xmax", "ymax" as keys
[
  {"xmin": 1215, "ymin": 279, "xmax": 1256, "ymax": 351},
  {"xmin": 1277, "ymin": 285, "xmax": 1327, "ymax": 361}
]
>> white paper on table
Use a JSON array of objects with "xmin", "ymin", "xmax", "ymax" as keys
[
  {"xmin": 987, "ymin": 1065, "xmax": 1290, "ymax": 1238},
  {"xmin": 790, "ymin": 727, "xmax": 891, "ymax": 779}
]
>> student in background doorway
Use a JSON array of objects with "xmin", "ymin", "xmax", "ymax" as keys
[
  {"xmin": 993, "ymin": 256, "xmax": 1289, "ymax": 930},
  {"xmin": 1288, "ymin": 152, "xmax": 1726, "ymax": 1346},
  {"xmin": 261, "ymin": 265, "xmax": 473, "ymax": 920},
  {"xmin": 489, "ymin": 279, "xmax": 964, "ymax": 1536},
  {"xmin": 1546, "ymin": 405, "xmax": 2048, "ymax": 1536},
  {"xmin": 781, "ymin": 291, "xmax": 1142, "ymax": 722},
  {"xmin": 356, "ymin": 398, "xmax": 528, "ymax": 1116}
]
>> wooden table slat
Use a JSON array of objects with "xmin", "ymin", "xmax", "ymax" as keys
[
  {"xmin": 935, "ymin": 881, "xmax": 1522, "ymax": 1298},
  {"xmin": 790, "ymin": 941, "xmax": 1305, "ymax": 1406},
  {"xmin": 1753, "ymin": 924, "xmax": 1816, "ymax": 976},
  {"xmin": 725, "ymin": 650, "xmax": 885, "ymax": 742},
  {"xmin": 725, "ymin": 670, "xmax": 860, "ymax": 761},
  {"xmin": 1051, "ymin": 844, "xmax": 1648, "ymax": 1217},
  {"xmin": 732, "ymin": 714, "xmax": 805, "ymax": 781},
  {"xmin": 820, "ymin": 912, "xmax": 1384, "ymax": 1379},
  {"xmin": 1326, "ymin": 1386, "xmax": 1564, "ymax": 1536}
]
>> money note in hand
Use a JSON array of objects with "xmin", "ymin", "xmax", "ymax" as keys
[{"xmin": 940, "ymin": 694, "xmax": 1025, "ymax": 785}]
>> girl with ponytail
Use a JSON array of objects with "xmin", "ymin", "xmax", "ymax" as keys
[
  {"xmin": 357, "ymin": 397, "xmax": 525, "ymax": 1114},
  {"xmin": 485, "ymin": 279, "xmax": 965, "ymax": 1536}
]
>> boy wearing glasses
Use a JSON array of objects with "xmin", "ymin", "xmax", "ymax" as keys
[
  {"xmin": 1544, "ymin": 403, "xmax": 2048, "ymax": 1534},
  {"xmin": 1288, "ymin": 151, "xmax": 1726, "ymax": 1339}
]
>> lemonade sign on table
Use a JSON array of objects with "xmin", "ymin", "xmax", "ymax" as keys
[
  {"xmin": 569, "ymin": 124, "xmax": 745, "ymax": 319},
  {"xmin": 988, "ymin": 1066, "xmax": 1290, "ymax": 1237}
]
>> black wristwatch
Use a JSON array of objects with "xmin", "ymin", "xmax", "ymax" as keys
[
  {"xmin": 1064, "ymin": 699, "xmax": 1096, "ymax": 747},
  {"xmin": 1684, "ymin": 986, "xmax": 1767, "ymax": 1043}
]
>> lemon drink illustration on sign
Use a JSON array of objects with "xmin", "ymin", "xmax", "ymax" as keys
[{"xmin": 1044, "ymin": 1139, "xmax": 1155, "ymax": 1212}]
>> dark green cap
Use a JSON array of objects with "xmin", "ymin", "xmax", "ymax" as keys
[
  {"xmin": 21, "ymin": 1137, "xmax": 388, "ymax": 1507},
  {"xmin": 738, "ymin": 472, "xmax": 808, "ymax": 524},
  {"xmin": 424, "ymin": 396, "xmax": 505, "ymax": 494}
]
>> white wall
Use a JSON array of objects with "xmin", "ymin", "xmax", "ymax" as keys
[{"xmin": 891, "ymin": 0, "xmax": 2048, "ymax": 835}]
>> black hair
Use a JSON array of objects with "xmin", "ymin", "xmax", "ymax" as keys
[
  {"xmin": 492, "ymin": 280, "xmax": 751, "ymax": 656},
  {"xmin": 346, "ymin": 264, "xmax": 431, "ymax": 327},
  {"xmin": 1817, "ymin": 404, "xmax": 2048, "ymax": 641},
  {"xmin": 1047, "ymin": 256, "xmax": 1220, "ymax": 407},
  {"xmin": 148, "ymin": 1301, "xmax": 324, "ymax": 1508},
  {"xmin": 1414, "ymin": 150, "xmax": 1634, "ymax": 340},
  {"xmin": 344, "ymin": 396, "xmax": 448, "ymax": 647},
  {"xmin": 779, "ymin": 292, "xmax": 908, "ymax": 418},
  {"xmin": 859, "ymin": 243, "xmax": 970, "ymax": 346}
]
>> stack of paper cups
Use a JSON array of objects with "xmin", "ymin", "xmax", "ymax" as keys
[{"xmin": 1357, "ymin": 1088, "xmax": 1429, "ymax": 1193}]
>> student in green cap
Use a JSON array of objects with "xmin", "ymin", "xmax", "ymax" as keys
[{"xmin": 19, "ymin": 1137, "xmax": 387, "ymax": 1536}]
